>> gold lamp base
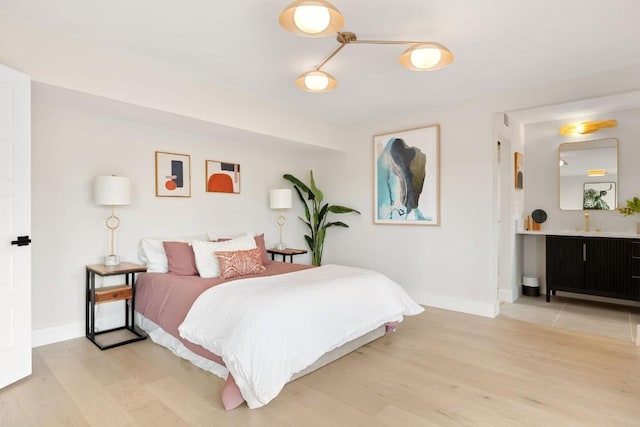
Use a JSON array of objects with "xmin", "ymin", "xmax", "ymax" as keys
[
  {"xmin": 276, "ymin": 209, "xmax": 287, "ymax": 251},
  {"xmin": 104, "ymin": 207, "xmax": 121, "ymax": 266}
]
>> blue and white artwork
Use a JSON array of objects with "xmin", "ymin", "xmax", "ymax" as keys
[{"xmin": 374, "ymin": 125, "xmax": 440, "ymax": 225}]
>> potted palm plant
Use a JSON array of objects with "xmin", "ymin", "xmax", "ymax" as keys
[
  {"xmin": 618, "ymin": 196, "xmax": 640, "ymax": 234},
  {"xmin": 283, "ymin": 171, "xmax": 360, "ymax": 266}
]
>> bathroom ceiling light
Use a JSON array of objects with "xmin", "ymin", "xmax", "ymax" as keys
[
  {"xmin": 587, "ymin": 169, "xmax": 607, "ymax": 177},
  {"xmin": 279, "ymin": 2, "xmax": 454, "ymax": 93},
  {"xmin": 559, "ymin": 119, "xmax": 617, "ymax": 136}
]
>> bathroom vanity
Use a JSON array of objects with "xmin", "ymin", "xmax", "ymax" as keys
[
  {"xmin": 519, "ymin": 231, "xmax": 640, "ymax": 303},
  {"xmin": 546, "ymin": 234, "xmax": 640, "ymax": 302}
]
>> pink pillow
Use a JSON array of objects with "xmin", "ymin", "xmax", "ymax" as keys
[
  {"xmin": 214, "ymin": 247, "xmax": 266, "ymax": 279},
  {"xmin": 163, "ymin": 241, "xmax": 198, "ymax": 276},
  {"xmin": 253, "ymin": 233, "xmax": 272, "ymax": 266}
]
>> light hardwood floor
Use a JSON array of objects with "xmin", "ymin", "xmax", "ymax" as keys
[{"xmin": 2, "ymin": 307, "xmax": 640, "ymax": 426}]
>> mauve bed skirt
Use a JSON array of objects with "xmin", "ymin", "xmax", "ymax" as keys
[{"xmin": 135, "ymin": 312, "xmax": 387, "ymax": 409}]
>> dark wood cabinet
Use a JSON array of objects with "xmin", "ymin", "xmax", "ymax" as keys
[
  {"xmin": 546, "ymin": 236, "xmax": 584, "ymax": 294},
  {"xmin": 546, "ymin": 235, "xmax": 640, "ymax": 302},
  {"xmin": 631, "ymin": 240, "xmax": 640, "ymax": 297}
]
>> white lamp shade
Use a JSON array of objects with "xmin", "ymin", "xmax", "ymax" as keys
[
  {"xmin": 270, "ymin": 189, "xmax": 292, "ymax": 209},
  {"xmin": 94, "ymin": 176, "xmax": 131, "ymax": 206}
]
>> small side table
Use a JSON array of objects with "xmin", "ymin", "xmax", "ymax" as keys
[
  {"xmin": 86, "ymin": 262, "xmax": 147, "ymax": 350},
  {"xmin": 267, "ymin": 248, "xmax": 308, "ymax": 263}
]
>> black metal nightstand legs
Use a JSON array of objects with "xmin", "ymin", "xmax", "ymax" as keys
[{"xmin": 85, "ymin": 264, "xmax": 147, "ymax": 350}]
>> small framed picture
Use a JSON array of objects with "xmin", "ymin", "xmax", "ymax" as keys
[
  {"xmin": 514, "ymin": 152, "xmax": 524, "ymax": 190},
  {"xmin": 583, "ymin": 182, "xmax": 616, "ymax": 210},
  {"xmin": 206, "ymin": 160, "xmax": 241, "ymax": 194},
  {"xmin": 155, "ymin": 151, "xmax": 191, "ymax": 197}
]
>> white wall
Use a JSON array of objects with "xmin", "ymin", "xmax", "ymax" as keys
[
  {"xmin": 31, "ymin": 83, "xmax": 333, "ymax": 345},
  {"xmin": 322, "ymin": 102, "xmax": 499, "ymax": 317},
  {"xmin": 495, "ymin": 114, "xmax": 526, "ymax": 303}
]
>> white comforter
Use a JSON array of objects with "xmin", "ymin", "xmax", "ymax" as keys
[{"xmin": 178, "ymin": 264, "xmax": 424, "ymax": 408}]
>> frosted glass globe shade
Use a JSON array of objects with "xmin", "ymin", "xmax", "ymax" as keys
[
  {"xmin": 304, "ymin": 72, "xmax": 329, "ymax": 91},
  {"xmin": 410, "ymin": 47, "xmax": 442, "ymax": 69},
  {"xmin": 293, "ymin": 5, "xmax": 330, "ymax": 34}
]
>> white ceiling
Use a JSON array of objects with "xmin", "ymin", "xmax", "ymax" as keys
[{"xmin": 3, "ymin": 0, "xmax": 640, "ymax": 125}]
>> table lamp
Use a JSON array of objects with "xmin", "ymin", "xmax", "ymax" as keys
[
  {"xmin": 94, "ymin": 175, "xmax": 131, "ymax": 266},
  {"xmin": 269, "ymin": 189, "xmax": 292, "ymax": 250}
]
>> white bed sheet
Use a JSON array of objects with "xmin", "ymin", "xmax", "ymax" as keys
[{"xmin": 178, "ymin": 264, "xmax": 424, "ymax": 408}]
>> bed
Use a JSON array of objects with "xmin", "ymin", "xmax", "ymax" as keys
[{"xmin": 133, "ymin": 233, "xmax": 424, "ymax": 409}]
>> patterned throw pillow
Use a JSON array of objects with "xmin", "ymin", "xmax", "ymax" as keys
[
  {"xmin": 215, "ymin": 247, "xmax": 266, "ymax": 279},
  {"xmin": 192, "ymin": 234, "xmax": 256, "ymax": 278}
]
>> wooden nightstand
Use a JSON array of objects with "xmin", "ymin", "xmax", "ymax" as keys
[
  {"xmin": 85, "ymin": 262, "xmax": 147, "ymax": 350},
  {"xmin": 267, "ymin": 248, "xmax": 308, "ymax": 263}
]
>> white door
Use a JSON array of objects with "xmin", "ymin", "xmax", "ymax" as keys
[{"xmin": 0, "ymin": 64, "xmax": 31, "ymax": 389}]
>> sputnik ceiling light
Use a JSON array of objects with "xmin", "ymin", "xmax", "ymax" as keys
[{"xmin": 279, "ymin": 0, "xmax": 454, "ymax": 93}]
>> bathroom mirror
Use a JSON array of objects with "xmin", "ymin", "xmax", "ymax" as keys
[{"xmin": 558, "ymin": 138, "xmax": 618, "ymax": 210}]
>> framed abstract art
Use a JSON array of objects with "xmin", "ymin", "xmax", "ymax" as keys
[
  {"xmin": 514, "ymin": 152, "xmax": 524, "ymax": 190},
  {"xmin": 373, "ymin": 124, "xmax": 440, "ymax": 225},
  {"xmin": 155, "ymin": 151, "xmax": 191, "ymax": 197},
  {"xmin": 206, "ymin": 160, "xmax": 241, "ymax": 194}
]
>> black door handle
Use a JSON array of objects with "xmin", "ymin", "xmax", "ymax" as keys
[{"xmin": 11, "ymin": 235, "xmax": 31, "ymax": 246}]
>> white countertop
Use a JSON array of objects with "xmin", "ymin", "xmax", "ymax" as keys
[{"xmin": 517, "ymin": 230, "xmax": 640, "ymax": 238}]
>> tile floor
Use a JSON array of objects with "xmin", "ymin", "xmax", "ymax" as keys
[{"xmin": 499, "ymin": 293, "xmax": 640, "ymax": 343}]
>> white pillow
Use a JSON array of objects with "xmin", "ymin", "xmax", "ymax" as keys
[
  {"xmin": 206, "ymin": 231, "xmax": 255, "ymax": 241},
  {"xmin": 138, "ymin": 234, "xmax": 206, "ymax": 273},
  {"xmin": 192, "ymin": 234, "xmax": 257, "ymax": 278}
]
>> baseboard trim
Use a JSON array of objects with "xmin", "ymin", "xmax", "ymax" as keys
[
  {"xmin": 32, "ymin": 314, "xmax": 125, "ymax": 348},
  {"xmin": 407, "ymin": 288, "xmax": 496, "ymax": 318},
  {"xmin": 498, "ymin": 289, "xmax": 515, "ymax": 303},
  {"xmin": 32, "ymin": 322, "xmax": 84, "ymax": 348}
]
